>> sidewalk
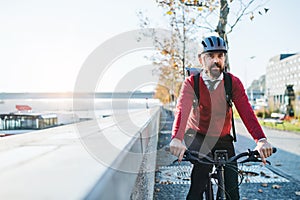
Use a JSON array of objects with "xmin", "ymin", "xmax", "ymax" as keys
[{"xmin": 153, "ymin": 109, "xmax": 300, "ymax": 200}]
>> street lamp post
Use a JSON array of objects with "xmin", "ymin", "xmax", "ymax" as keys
[
  {"xmin": 245, "ymin": 56, "xmax": 256, "ymax": 97},
  {"xmin": 182, "ymin": 7, "xmax": 186, "ymax": 79},
  {"xmin": 180, "ymin": 0, "xmax": 203, "ymax": 80}
]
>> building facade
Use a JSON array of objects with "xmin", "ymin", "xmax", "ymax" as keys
[
  {"xmin": 246, "ymin": 75, "xmax": 265, "ymax": 104},
  {"xmin": 266, "ymin": 53, "xmax": 300, "ymax": 117},
  {"xmin": 0, "ymin": 113, "xmax": 58, "ymax": 131}
]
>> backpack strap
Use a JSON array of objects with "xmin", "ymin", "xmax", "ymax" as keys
[
  {"xmin": 192, "ymin": 73, "xmax": 200, "ymax": 108},
  {"xmin": 224, "ymin": 72, "xmax": 233, "ymax": 107},
  {"xmin": 223, "ymin": 72, "xmax": 237, "ymax": 142}
]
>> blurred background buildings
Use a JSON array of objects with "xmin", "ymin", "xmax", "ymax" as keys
[{"xmin": 247, "ymin": 53, "xmax": 300, "ymax": 118}]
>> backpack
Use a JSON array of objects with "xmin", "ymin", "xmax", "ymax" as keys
[{"xmin": 192, "ymin": 71, "xmax": 237, "ymax": 142}]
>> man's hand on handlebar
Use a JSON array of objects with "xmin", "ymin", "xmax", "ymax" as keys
[
  {"xmin": 169, "ymin": 138, "xmax": 187, "ymax": 162},
  {"xmin": 254, "ymin": 138, "xmax": 273, "ymax": 165}
]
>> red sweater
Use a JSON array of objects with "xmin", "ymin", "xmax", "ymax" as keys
[{"xmin": 172, "ymin": 73, "xmax": 266, "ymax": 142}]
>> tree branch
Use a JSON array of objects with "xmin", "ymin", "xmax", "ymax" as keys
[{"xmin": 227, "ymin": 0, "xmax": 255, "ymax": 35}]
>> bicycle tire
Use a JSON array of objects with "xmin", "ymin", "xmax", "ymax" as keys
[{"xmin": 204, "ymin": 180, "xmax": 214, "ymax": 200}]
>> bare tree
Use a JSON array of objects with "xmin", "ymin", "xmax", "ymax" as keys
[{"xmin": 138, "ymin": 0, "xmax": 270, "ymax": 103}]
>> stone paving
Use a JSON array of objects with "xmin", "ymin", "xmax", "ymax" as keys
[{"xmin": 153, "ymin": 109, "xmax": 300, "ymax": 200}]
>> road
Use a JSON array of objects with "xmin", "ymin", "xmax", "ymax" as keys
[
  {"xmin": 154, "ymin": 111, "xmax": 300, "ymax": 199},
  {"xmin": 234, "ymin": 119, "xmax": 300, "ymax": 182}
]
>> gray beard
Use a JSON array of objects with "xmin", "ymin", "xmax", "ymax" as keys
[{"xmin": 208, "ymin": 68, "xmax": 223, "ymax": 79}]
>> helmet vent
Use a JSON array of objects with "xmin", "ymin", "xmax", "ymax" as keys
[
  {"xmin": 201, "ymin": 36, "xmax": 227, "ymax": 53},
  {"xmin": 217, "ymin": 37, "xmax": 221, "ymax": 46},
  {"xmin": 208, "ymin": 37, "xmax": 214, "ymax": 47}
]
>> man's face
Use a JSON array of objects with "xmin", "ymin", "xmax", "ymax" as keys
[{"xmin": 199, "ymin": 51, "xmax": 226, "ymax": 78}]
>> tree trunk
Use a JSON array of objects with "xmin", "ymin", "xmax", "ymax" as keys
[{"xmin": 217, "ymin": 0, "xmax": 230, "ymax": 71}]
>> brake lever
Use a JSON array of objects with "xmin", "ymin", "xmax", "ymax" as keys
[
  {"xmin": 240, "ymin": 152, "xmax": 272, "ymax": 165},
  {"xmin": 172, "ymin": 151, "xmax": 191, "ymax": 164},
  {"xmin": 172, "ymin": 159, "xmax": 179, "ymax": 164},
  {"xmin": 173, "ymin": 157, "xmax": 196, "ymax": 164},
  {"xmin": 173, "ymin": 151, "xmax": 202, "ymax": 164}
]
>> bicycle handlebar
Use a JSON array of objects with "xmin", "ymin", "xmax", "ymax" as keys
[
  {"xmin": 228, "ymin": 147, "xmax": 277, "ymax": 164},
  {"xmin": 176, "ymin": 148, "xmax": 277, "ymax": 165}
]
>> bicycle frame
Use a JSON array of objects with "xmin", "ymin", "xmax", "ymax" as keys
[
  {"xmin": 177, "ymin": 148, "xmax": 277, "ymax": 200},
  {"xmin": 205, "ymin": 150, "xmax": 230, "ymax": 200}
]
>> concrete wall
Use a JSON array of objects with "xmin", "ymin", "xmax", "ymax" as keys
[
  {"xmin": 85, "ymin": 108, "xmax": 160, "ymax": 200},
  {"xmin": 0, "ymin": 107, "xmax": 161, "ymax": 200}
]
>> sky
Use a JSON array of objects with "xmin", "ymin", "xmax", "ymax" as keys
[
  {"xmin": 0, "ymin": 0, "xmax": 299, "ymax": 92},
  {"xmin": 228, "ymin": 0, "xmax": 300, "ymax": 89}
]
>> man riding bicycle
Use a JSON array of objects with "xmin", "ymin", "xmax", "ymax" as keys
[{"xmin": 169, "ymin": 35, "xmax": 273, "ymax": 200}]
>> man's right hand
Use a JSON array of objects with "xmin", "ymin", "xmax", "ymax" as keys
[{"xmin": 169, "ymin": 138, "xmax": 187, "ymax": 162}]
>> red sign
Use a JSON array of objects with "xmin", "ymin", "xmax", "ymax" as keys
[{"xmin": 16, "ymin": 105, "xmax": 32, "ymax": 111}]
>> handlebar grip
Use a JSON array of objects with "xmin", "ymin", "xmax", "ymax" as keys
[{"xmin": 253, "ymin": 147, "xmax": 277, "ymax": 156}]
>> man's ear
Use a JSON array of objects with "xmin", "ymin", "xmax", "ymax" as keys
[{"xmin": 198, "ymin": 54, "xmax": 203, "ymax": 65}]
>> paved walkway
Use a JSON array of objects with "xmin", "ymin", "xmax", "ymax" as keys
[
  {"xmin": 153, "ymin": 109, "xmax": 300, "ymax": 200},
  {"xmin": 234, "ymin": 119, "xmax": 300, "ymax": 183}
]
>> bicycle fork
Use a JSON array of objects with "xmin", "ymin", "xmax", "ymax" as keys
[
  {"xmin": 206, "ymin": 166, "xmax": 227, "ymax": 200},
  {"xmin": 216, "ymin": 166, "xmax": 226, "ymax": 200},
  {"xmin": 215, "ymin": 150, "xmax": 228, "ymax": 200}
]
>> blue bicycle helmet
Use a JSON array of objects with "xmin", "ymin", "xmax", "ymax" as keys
[{"xmin": 201, "ymin": 36, "xmax": 227, "ymax": 53}]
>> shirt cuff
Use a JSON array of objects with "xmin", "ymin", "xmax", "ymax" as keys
[{"xmin": 257, "ymin": 138, "xmax": 267, "ymax": 143}]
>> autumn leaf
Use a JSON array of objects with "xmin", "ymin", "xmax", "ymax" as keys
[
  {"xmin": 161, "ymin": 49, "xmax": 169, "ymax": 55},
  {"xmin": 264, "ymin": 8, "xmax": 269, "ymax": 13},
  {"xmin": 272, "ymin": 184, "xmax": 281, "ymax": 189},
  {"xmin": 166, "ymin": 10, "xmax": 173, "ymax": 15},
  {"xmin": 261, "ymin": 183, "xmax": 268, "ymax": 187},
  {"xmin": 198, "ymin": 7, "xmax": 203, "ymax": 11}
]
